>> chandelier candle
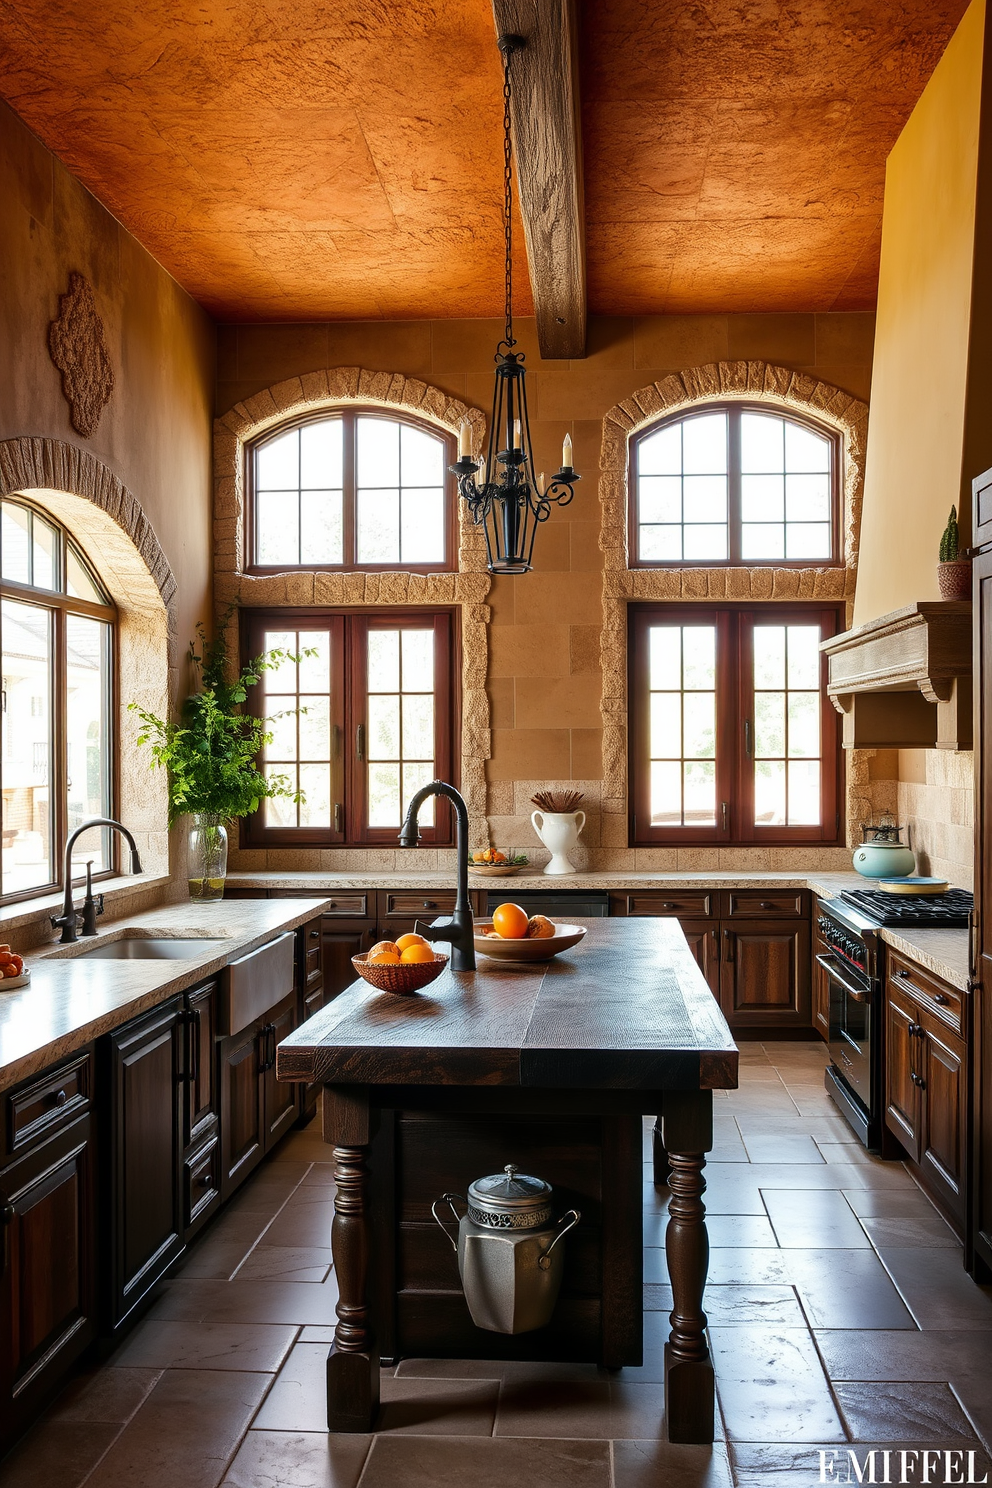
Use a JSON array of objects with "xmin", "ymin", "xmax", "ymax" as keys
[{"xmin": 449, "ymin": 33, "xmax": 580, "ymax": 575}]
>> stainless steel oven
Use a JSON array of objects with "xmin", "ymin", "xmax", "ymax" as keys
[{"xmin": 816, "ymin": 898, "xmax": 883, "ymax": 1148}]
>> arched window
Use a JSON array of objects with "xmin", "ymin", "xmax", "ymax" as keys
[
  {"xmin": 247, "ymin": 410, "xmax": 456, "ymax": 571},
  {"xmin": 629, "ymin": 404, "xmax": 840, "ymax": 567},
  {"xmin": 1, "ymin": 499, "xmax": 116, "ymax": 901}
]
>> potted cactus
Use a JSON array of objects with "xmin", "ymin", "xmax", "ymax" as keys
[{"xmin": 938, "ymin": 506, "xmax": 972, "ymax": 599}]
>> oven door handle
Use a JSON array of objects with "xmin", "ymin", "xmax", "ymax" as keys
[{"xmin": 816, "ymin": 953, "xmax": 869, "ymax": 1003}]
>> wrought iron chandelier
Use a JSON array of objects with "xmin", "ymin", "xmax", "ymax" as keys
[{"xmin": 450, "ymin": 33, "xmax": 579, "ymax": 576}]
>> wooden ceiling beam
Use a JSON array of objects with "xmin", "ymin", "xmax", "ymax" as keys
[{"xmin": 492, "ymin": 0, "xmax": 587, "ymax": 360}]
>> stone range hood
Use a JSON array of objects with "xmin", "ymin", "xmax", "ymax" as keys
[{"xmin": 821, "ymin": 601, "xmax": 972, "ymax": 750}]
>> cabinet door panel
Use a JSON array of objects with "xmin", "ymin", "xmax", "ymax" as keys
[
  {"xmin": 322, "ymin": 921, "xmax": 378, "ymax": 1001},
  {"xmin": 0, "ymin": 1115, "xmax": 96, "ymax": 1449},
  {"xmin": 678, "ymin": 920, "xmax": 720, "ymax": 997},
  {"xmin": 185, "ymin": 981, "xmax": 217, "ymax": 1148},
  {"xmin": 920, "ymin": 1016, "xmax": 967, "ymax": 1224},
  {"xmin": 219, "ymin": 1026, "xmax": 264, "ymax": 1201},
  {"xmin": 109, "ymin": 1001, "xmax": 184, "ymax": 1326},
  {"xmin": 720, "ymin": 920, "xmax": 810, "ymax": 1026},
  {"xmin": 264, "ymin": 993, "xmax": 299, "ymax": 1151},
  {"xmin": 885, "ymin": 984, "xmax": 922, "ymax": 1164}
]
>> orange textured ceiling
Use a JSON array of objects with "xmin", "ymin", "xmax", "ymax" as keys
[{"xmin": 0, "ymin": 0, "xmax": 970, "ymax": 320}]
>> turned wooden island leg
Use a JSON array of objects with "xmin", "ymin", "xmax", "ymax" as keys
[
  {"xmin": 323, "ymin": 1085, "xmax": 379, "ymax": 1433},
  {"xmin": 661, "ymin": 1089, "xmax": 713, "ymax": 1444}
]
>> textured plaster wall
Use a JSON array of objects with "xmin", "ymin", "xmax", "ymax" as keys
[
  {"xmin": 217, "ymin": 311, "xmax": 875, "ymax": 871},
  {"xmin": 0, "ymin": 97, "xmax": 215, "ymax": 672},
  {"xmin": 854, "ymin": 0, "xmax": 987, "ymax": 628},
  {"xmin": 0, "ymin": 98, "xmax": 216, "ymax": 901}
]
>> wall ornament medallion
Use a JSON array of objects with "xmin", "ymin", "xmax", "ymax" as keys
[{"xmin": 49, "ymin": 271, "xmax": 116, "ymax": 438}]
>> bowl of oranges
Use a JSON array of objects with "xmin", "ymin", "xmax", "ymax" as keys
[
  {"xmin": 0, "ymin": 944, "xmax": 28, "ymax": 990},
  {"xmin": 474, "ymin": 902, "xmax": 587, "ymax": 962},
  {"xmin": 352, "ymin": 933, "xmax": 448, "ymax": 994}
]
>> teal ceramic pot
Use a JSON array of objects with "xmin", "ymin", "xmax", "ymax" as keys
[{"xmin": 852, "ymin": 840, "xmax": 916, "ymax": 879}]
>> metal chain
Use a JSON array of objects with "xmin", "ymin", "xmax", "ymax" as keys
[{"xmin": 502, "ymin": 47, "xmax": 515, "ymax": 348}]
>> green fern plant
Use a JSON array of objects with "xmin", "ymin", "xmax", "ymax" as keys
[
  {"xmin": 939, "ymin": 506, "xmax": 960, "ymax": 563},
  {"xmin": 129, "ymin": 614, "xmax": 311, "ymax": 825}
]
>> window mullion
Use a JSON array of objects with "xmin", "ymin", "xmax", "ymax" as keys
[
  {"xmin": 53, "ymin": 604, "xmax": 68, "ymax": 889},
  {"xmin": 343, "ymin": 412, "xmax": 357, "ymax": 568},
  {"xmin": 728, "ymin": 406, "xmax": 742, "ymax": 568}
]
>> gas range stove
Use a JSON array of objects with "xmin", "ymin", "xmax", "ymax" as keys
[{"xmin": 839, "ymin": 886, "xmax": 973, "ymax": 928}]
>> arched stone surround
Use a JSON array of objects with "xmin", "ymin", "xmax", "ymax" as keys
[
  {"xmin": 597, "ymin": 362, "xmax": 881, "ymax": 852},
  {"xmin": 0, "ymin": 437, "xmax": 176, "ymax": 880},
  {"xmin": 213, "ymin": 370, "xmax": 492, "ymax": 860}
]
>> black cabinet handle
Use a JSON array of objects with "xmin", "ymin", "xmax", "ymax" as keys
[
  {"xmin": 911, "ymin": 1071, "xmax": 926, "ymax": 1089},
  {"xmin": 52, "ymin": 1088, "xmax": 67, "ymax": 1108},
  {"xmin": 933, "ymin": 993, "xmax": 949, "ymax": 1006},
  {"xmin": 309, "ymin": 928, "xmax": 320, "ymax": 940},
  {"xmin": 192, "ymin": 1008, "xmax": 201, "ymax": 1086},
  {"xmin": 759, "ymin": 902, "xmax": 774, "ymax": 910},
  {"xmin": 723, "ymin": 929, "xmax": 735, "ymax": 963},
  {"xmin": 422, "ymin": 900, "xmax": 435, "ymax": 909},
  {"xmin": 662, "ymin": 902, "xmax": 676, "ymax": 910},
  {"xmin": 908, "ymin": 1023, "xmax": 921, "ymax": 1038}
]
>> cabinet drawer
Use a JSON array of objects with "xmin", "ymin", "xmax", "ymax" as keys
[
  {"xmin": 321, "ymin": 893, "xmax": 371, "ymax": 917},
  {"xmin": 6, "ymin": 1052, "xmax": 91, "ymax": 1156},
  {"xmin": 380, "ymin": 890, "xmax": 457, "ymax": 920},
  {"xmin": 887, "ymin": 950, "xmax": 963, "ymax": 1035},
  {"xmin": 184, "ymin": 1137, "xmax": 220, "ymax": 1231},
  {"xmin": 724, "ymin": 891, "xmax": 805, "ymax": 918},
  {"xmin": 615, "ymin": 891, "xmax": 714, "ymax": 918}
]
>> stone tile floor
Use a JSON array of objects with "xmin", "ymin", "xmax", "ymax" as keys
[{"xmin": 3, "ymin": 1041, "xmax": 991, "ymax": 1487}]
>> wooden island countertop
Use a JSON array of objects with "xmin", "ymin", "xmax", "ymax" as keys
[{"xmin": 277, "ymin": 917, "xmax": 738, "ymax": 1444}]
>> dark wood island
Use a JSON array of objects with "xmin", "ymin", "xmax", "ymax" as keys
[{"xmin": 276, "ymin": 917, "xmax": 738, "ymax": 1443}]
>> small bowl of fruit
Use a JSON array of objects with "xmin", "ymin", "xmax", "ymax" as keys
[
  {"xmin": 468, "ymin": 849, "xmax": 529, "ymax": 877},
  {"xmin": 352, "ymin": 933, "xmax": 449, "ymax": 995},
  {"xmin": 0, "ymin": 944, "xmax": 28, "ymax": 990},
  {"xmin": 474, "ymin": 902, "xmax": 587, "ymax": 962}
]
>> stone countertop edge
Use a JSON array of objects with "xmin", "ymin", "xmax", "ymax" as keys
[{"xmin": 0, "ymin": 896, "xmax": 333, "ymax": 1095}]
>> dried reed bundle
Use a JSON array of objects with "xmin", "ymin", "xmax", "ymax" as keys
[{"xmin": 530, "ymin": 788, "xmax": 585, "ymax": 814}]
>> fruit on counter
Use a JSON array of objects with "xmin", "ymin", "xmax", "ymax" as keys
[
  {"xmin": 367, "ymin": 947, "xmax": 401, "ymax": 965},
  {"xmin": 490, "ymin": 902, "xmax": 530, "ymax": 939},
  {"xmin": 525, "ymin": 915, "xmax": 556, "ymax": 939},
  {"xmin": 395, "ymin": 933, "xmax": 428, "ymax": 952},
  {"xmin": 0, "ymin": 947, "xmax": 24, "ymax": 977},
  {"xmin": 472, "ymin": 848, "xmax": 508, "ymax": 865},
  {"xmin": 400, "ymin": 942, "xmax": 436, "ymax": 963},
  {"xmin": 368, "ymin": 940, "xmax": 400, "ymax": 959}
]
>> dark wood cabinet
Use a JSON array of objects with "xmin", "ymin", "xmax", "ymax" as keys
[
  {"xmin": 885, "ymin": 951, "xmax": 968, "ymax": 1232},
  {"xmin": 261, "ymin": 991, "xmax": 299, "ymax": 1149},
  {"xmin": 973, "ymin": 501, "xmax": 992, "ymax": 1279},
  {"xmin": 720, "ymin": 919, "xmax": 811, "ymax": 1029},
  {"xmin": 322, "ymin": 920, "xmax": 378, "ymax": 1000},
  {"xmin": 219, "ymin": 988, "xmax": 301, "ymax": 1202},
  {"xmin": 885, "ymin": 980, "xmax": 921, "ymax": 1164},
  {"xmin": 104, "ymin": 999, "xmax": 185, "ymax": 1331},
  {"xmin": 0, "ymin": 1054, "xmax": 97, "ymax": 1453},
  {"xmin": 182, "ymin": 980, "xmax": 220, "ymax": 1239}
]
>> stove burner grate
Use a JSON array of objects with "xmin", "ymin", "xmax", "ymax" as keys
[{"xmin": 839, "ymin": 887, "xmax": 973, "ymax": 927}]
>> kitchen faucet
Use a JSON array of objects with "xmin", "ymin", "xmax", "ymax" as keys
[
  {"xmin": 399, "ymin": 781, "xmax": 475, "ymax": 970},
  {"xmin": 51, "ymin": 818, "xmax": 144, "ymax": 944}
]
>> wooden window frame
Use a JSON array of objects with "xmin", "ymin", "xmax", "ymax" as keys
[
  {"xmin": 627, "ymin": 402, "xmax": 843, "ymax": 569},
  {"xmin": 628, "ymin": 601, "xmax": 843, "ymax": 847},
  {"xmin": 245, "ymin": 407, "xmax": 459, "ymax": 575},
  {"xmin": 241, "ymin": 606, "xmax": 459, "ymax": 848},
  {"xmin": 1, "ymin": 497, "xmax": 118, "ymax": 905}
]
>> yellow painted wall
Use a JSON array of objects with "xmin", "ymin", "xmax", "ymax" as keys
[{"xmin": 854, "ymin": 0, "xmax": 986, "ymax": 627}]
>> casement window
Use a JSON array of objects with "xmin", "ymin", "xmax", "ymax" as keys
[
  {"xmin": 628, "ymin": 604, "xmax": 842, "ymax": 846},
  {"xmin": 247, "ymin": 411, "xmax": 457, "ymax": 572},
  {"xmin": 242, "ymin": 609, "xmax": 457, "ymax": 846},
  {"xmin": 1, "ymin": 499, "xmax": 115, "ymax": 902},
  {"xmin": 629, "ymin": 404, "xmax": 841, "ymax": 567}
]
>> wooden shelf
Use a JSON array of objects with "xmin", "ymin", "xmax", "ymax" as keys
[{"xmin": 821, "ymin": 601, "xmax": 972, "ymax": 750}]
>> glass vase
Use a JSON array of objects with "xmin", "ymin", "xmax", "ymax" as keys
[{"xmin": 188, "ymin": 812, "xmax": 228, "ymax": 901}]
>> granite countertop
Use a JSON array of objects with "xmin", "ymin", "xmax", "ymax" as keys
[{"xmin": 0, "ymin": 897, "xmax": 331, "ymax": 1094}]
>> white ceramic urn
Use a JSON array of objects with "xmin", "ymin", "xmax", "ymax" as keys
[{"xmin": 531, "ymin": 809, "xmax": 585, "ymax": 875}]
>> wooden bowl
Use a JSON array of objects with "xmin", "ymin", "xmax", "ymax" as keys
[
  {"xmin": 352, "ymin": 951, "xmax": 448, "ymax": 994},
  {"xmin": 468, "ymin": 864, "xmax": 526, "ymax": 877},
  {"xmin": 474, "ymin": 921, "xmax": 587, "ymax": 962}
]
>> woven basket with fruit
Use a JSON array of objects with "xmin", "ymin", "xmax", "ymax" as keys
[{"xmin": 467, "ymin": 849, "xmax": 529, "ymax": 877}]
